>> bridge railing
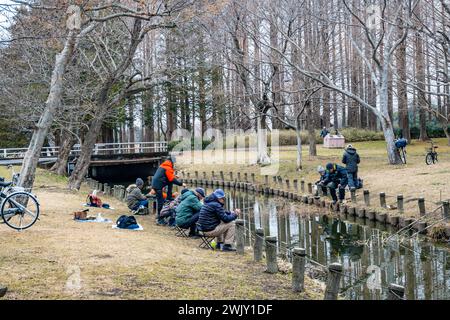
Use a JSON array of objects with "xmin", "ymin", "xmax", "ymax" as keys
[
  {"xmin": 0, "ymin": 142, "xmax": 168, "ymax": 159},
  {"xmin": 0, "ymin": 147, "xmax": 59, "ymax": 159},
  {"xmin": 69, "ymin": 141, "xmax": 168, "ymax": 156}
]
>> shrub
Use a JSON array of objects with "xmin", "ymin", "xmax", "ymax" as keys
[{"xmin": 168, "ymin": 138, "xmax": 212, "ymax": 151}]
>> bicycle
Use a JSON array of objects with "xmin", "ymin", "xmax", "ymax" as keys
[
  {"xmin": 395, "ymin": 138, "xmax": 408, "ymax": 164},
  {"xmin": 425, "ymin": 141, "xmax": 438, "ymax": 165},
  {"xmin": 0, "ymin": 168, "xmax": 40, "ymax": 230}
]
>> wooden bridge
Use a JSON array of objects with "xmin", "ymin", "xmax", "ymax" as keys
[{"xmin": 0, "ymin": 142, "xmax": 169, "ymax": 182}]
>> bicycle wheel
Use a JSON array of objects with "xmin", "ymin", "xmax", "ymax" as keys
[
  {"xmin": 425, "ymin": 153, "xmax": 433, "ymax": 165},
  {"xmin": 1, "ymin": 192, "xmax": 40, "ymax": 230},
  {"xmin": 433, "ymin": 153, "xmax": 438, "ymax": 163}
]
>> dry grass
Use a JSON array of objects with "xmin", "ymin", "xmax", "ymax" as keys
[
  {"xmin": 0, "ymin": 168, "xmax": 323, "ymax": 300},
  {"xmin": 177, "ymin": 138, "xmax": 450, "ymax": 222}
]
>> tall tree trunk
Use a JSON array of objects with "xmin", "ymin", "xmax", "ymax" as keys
[
  {"xmin": 396, "ymin": 19, "xmax": 410, "ymax": 140},
  {"xmin": 68, "ymin": 112, "xmax": 106, "ymax": 189},
  {"xmin": 50, "ymin": 129, "xmax": 76, "ymax": 176},
  {"xmin": 415, "ymin": 3, "xmax": 429, "ymax": 141},
  {"xmin": 18, "ymin": 31, "xmax": 78, "ymax": 189}
]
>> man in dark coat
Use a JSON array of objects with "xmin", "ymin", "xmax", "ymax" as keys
[
  {"xmin": 342, "ymin": 144, "xmax": 360, "ymax": 191},
  {"xmin": 321, "ymin": 163, "xmax": 348, "ymax": 203},
  {"xmin": 152, "ymin": 157, "xmax": 185, "ymax": 225},
  {"xmin": 320, "ymin": 127, "xmax": 329, "ymax": 138},
  {"xmin": 197, "ymin": 189, "xmax": 240, "ymax": 251}
]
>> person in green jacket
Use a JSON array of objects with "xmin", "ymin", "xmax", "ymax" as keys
[{"xmin": 175, "ymin": 188, "xmax": 205, "ymax": 237}]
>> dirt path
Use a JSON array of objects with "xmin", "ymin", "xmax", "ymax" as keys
[{"xmin": 0, "ymin": 171, "xmax": 323, "ymax": 300}]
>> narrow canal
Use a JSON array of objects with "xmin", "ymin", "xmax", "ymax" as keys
[{"xmin": 197, "ymin": 185, "xmax": 450, "ymax": 300}]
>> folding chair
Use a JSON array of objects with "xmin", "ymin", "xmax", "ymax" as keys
[
  {"xmin": 175, "ymin": 225, "xmax": 189, "ymax": 238},
  {"xmin": 196, "ymin": 224, "xmax": 215, "ymax": 250}
]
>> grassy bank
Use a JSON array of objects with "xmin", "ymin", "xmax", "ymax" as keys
[
  {"xmin": 0, "ymin": 167, "xmax": 323, "ymax": 300},
  {"xmin": 177, "ymin": 138, "xmax": 450, "ymax": 231}
]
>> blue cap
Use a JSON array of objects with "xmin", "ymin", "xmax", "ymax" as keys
[
  {"xmin": 136, "ymin": 178, "xmax": 144, "ymax": 187},
  {"xmin": 195, "ymin": 187, "xmax": 206, "ymax": 198},
  {"xmin": 213, "ymin": 189, "xmax": 226, "ymax": 199}
]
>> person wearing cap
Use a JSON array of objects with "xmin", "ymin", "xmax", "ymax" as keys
[
  {"xmin": 152, "ymin": 156, "xmax": 186, "ymax": 224},
  {"xmin": 126, "ymin": 178, "xmax": 149, "ymax": 212},
  {"xmin": 315, "ymin": 165, "xmax": 328, "ymax": 196},
  {"xmin": 197, "ymin": 189, "xmax": 241, "ymax": 251},
  {"xmin": 322, "ymin": 163, "xmax": 348, "ymax": 203},
  {"xmin": 175, "ymin": 188, "xmax": 206, "ymax": 237},
  {"xmin": 342, "ymin": 144, "xmax": 360, "ymax": 191}
]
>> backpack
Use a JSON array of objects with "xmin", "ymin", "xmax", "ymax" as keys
[
  {"xmin": 116, "ymin": 215, "xmax": 138, "ymax": 229},
  {"xmin": 395, "ymin": 138, "xmax": 407, "ymax": 148}
]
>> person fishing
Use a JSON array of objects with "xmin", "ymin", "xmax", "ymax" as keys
[
  {"xmin": 151, "ymin": 156, "xmax": 186, "ymax": 225},
  {"xmin": 342, "ymin": 144, "xmax": 360, "ymax": 191}
]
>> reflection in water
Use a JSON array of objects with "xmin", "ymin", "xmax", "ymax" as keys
[{"xmin": 202, "ymin": 186, "xmax": 450, "ymax": 300}]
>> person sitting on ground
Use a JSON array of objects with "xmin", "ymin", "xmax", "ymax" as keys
[
  {"xmin": 175, "ymin": 188, "xmax": 205, "ymax": 237},
  {"xmin": 197, "ymin": 189, "xmax": 240, "ymax": 252},
  {"xmin": 342, "ymin": 144, "xmax": 360, "ymax": 191},
  {"xmin": 126, "ymin": 178, "xmax": 149, "ymax": 213},
  {"xmin": 320, "ymin": 127, "xmax": 329, "ymax": 138},
  {"xmin": 321, "ymin": 163, "xmax": 348, "ymax": 204},
  {"xmin": 152, "ymin": 156, "xmax": 186, "ymax": 225},
  {"xmin": 87, "ymin": 190, "xmax": 103, "ymax": 208},
  {"xmin": 315, "ymin": 166, "xmax": 328, "ymax": 196}
]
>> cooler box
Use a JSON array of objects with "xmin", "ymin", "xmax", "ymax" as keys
[{"xmin": 324, "ymin": 135, "xmax": 345, "ymax": 149}]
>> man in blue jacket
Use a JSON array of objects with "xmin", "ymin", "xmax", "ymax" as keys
[
  {"xmin": 321, "ymin": 163, "xmax": 348, "ymax": 203},
  {"xmin": 342, "ymin": 144, "xmax": 360, "ymax": 191},
  {"xmin": 197, "ymin": 189, "xmax": 241, "ymax": 251}
]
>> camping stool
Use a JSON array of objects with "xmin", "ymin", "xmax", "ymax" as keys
[
  {"xmin": 175, "ymin": 225, "xmax": 189, "ymax": 238},
  {"xmin": 196, "ymin": 225, "xmax": 215, "ymax": 250}
]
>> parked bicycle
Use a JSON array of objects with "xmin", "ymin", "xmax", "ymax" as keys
[
  {"xmin": 425, "ymin": 141, "xmax": 439, "ymax": 165},
  {"xmin": 0, "ymin": 167, "xmax": 40, "ymax": 230},
  {"xmin": 395, "ymin": 138, "xmax": 408, "ymax": 164}
]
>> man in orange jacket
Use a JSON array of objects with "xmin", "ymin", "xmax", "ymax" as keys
[{"xmin": 151, "ymin": 156, "xmax": 185, "ymax": 225}]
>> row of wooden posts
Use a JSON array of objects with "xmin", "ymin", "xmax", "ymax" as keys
[
  {"xmin": 84, "ymin": 171, "xmax": 450, "ymax": 299},
  {"xmin": 180, "ymin": 170, "xmax": 449, "ymax": 232}
]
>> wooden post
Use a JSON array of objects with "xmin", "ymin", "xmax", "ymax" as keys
[
  {"xmin": 251, "ymin": 173, "xmax": 255, "ymax": 183},
  {"xmin": 237, "ymin": 172, "xmax": 241, "ymax": 182},
  {"xmin": 211, "ymin": 171, "xmax": 215, "ymax": 179},
  {"xmin": 380, "ymin": 192, "xmax": 387, "ymax": 208},
  {"xmin": 418, "ymin": 198, "xmax": 426, "ymax": 217},
  {"xmin": 443, "ymin": 201, "xmax": 450, "ymax": 221},
  {"xmin": 293, "ymin": 179, "xmax": 298, "ymax": 192},
  {"xmin": 324, "ymin": 263, "xmax": 343, "ymax": 300},
  {"xmin": 254, "ymin": 228, "xmax": 264, "ymax": 262},
  {"xmin": 397, "ymin": 195, "xmax": 404, "ymax": 214},
  {"xmin": 220, "ymin": 171, "xmax": 224, "ymax": 181},
  {"xmin": 363, "ymin": 190, "xmax": 370, "ymax": 207},
  {"xmin": 195, "ymin": 171, "xmax": 199, "ymax": 179},
  {"xmin": 265, "ymin": 236, "xmax": 278, "ymax": 274},
  {"xmin": 301, "ymin": 180, "xmax": 305, "ymax": 193},
  {"xmin": 350, "ymin": 189, "xmax": 357, "ymax": 203},
  {"xmin": 203, "ymin": 171, "xmax": 207, "ymax": 179},
  {"xmin": 229, "ymin": 172, "xmax": 233, "ymax": 181},
  {"xmin": 235, "ymin": 219, "xmax": 245, "ymax": 255},
  {"xmin": 387, "ymin": 284, "xmax": 405, "ymax": 300},
  {"xmin": 307, "ymin": 183, "xmax": 313, "ymax": 194},
  {"xmin": 292, "ymin": 248, "xmax": 306, "ymax": 292},
  {"xmin": 264, "ymin": 175, "xmax": 269, "ymax": 185},
  {"xmin": 285, "ymin": 179, "xmax": 290, "ymax": 191}
]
